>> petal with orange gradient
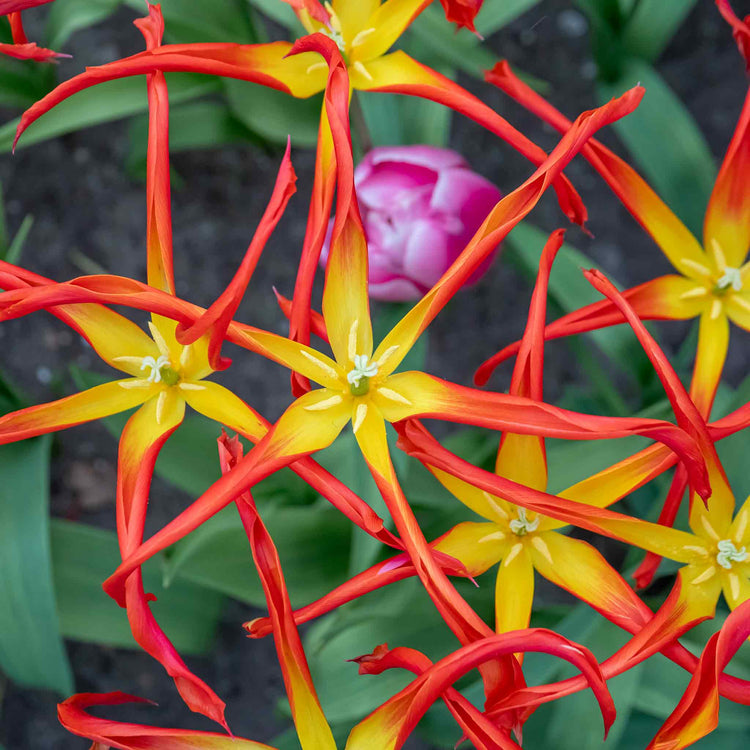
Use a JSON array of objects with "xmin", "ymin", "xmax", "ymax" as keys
[
  {"xmin": 0, "ymin": 380, "xmax": 154, "ymax": 444},
  {"xmin": 58, "ymin": 692, "xmax": 275, "ymax": 749},
  {"xmin": 688, "ymin": 455, "xmax": 736, "ymax": 542},
  {"xmin": 181, "ymin": 381, "xmax": 267, "ymax": 443},
  {"xmin": 647, "ymin": 599, "xmax": 750, "ymax": 750},
  {"xmin": 704, "ymin": 86, "xmax": 750, "ymax": 269},
  {"xmin": 219, "ymin": 435, "xmax": 335, "ymax": 750},
  {"xmin": 352, "ymin": 0, "xmax": 431, "ymax": 61},
  {"xmin": 428, "ymin": 465, "xmax": 512, "ymax": 522},
  {"xmin": 15, "ymin": 41, "xmax": 326, "ymax": 149},
  {"xmin": 332, "ymin": 0, "xmax": 381, "ymax": 42},
  {"xmin": 726, "ymin": 292, "xmax": 750, "ymax": 329},
  {"xmin": 433, "ymin": 521, "xmax": 509, "ymax": 577},
  {"xmin": 494, "ymin": 544, "xmax": 534, "ymax": 634},
  {"xmin": 356, "ymin": 50, "xmax": 587, "ymax": 226},
  {"xmin": 530, "ymin": 532, "xmax": 647, "ymax": 632},
  {"xmin": 484, "ymin": 60, "xmax": 709, "ymax": 279},
  {"xmin": 690, "ymin": 310, "xmax": 731, "ymax": 419},
  {"xmin": 345, "ymin": 629, "xmax": 614, "ymax": 750}
]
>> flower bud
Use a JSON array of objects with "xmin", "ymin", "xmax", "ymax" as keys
[{"xmin": 322, "ymin": 145, "xmax": 502, "ymax": 301}]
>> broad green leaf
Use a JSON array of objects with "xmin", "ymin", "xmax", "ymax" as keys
[
  {"xmin": 45, "ymin": 0, "xmax": 121, "ymax": 50},
  {"xmin": 224, "ymin": 78, "xmax": 322, "ymax": 148},
  {"xmin": 164, "ymin": 502, "xmax": 351, "ymax": 608},
  {"xmin": 125, "ymin": 0, "xmax": 257, "ymax": 44},
  {"xmin": 3, "ymin": 73, "xmax": 219, "ymax": 152},
  {"xmin": 51, "ymin": 520, "xmax": 223, "ymax": 654},
  {"xmin": 621, "ymin": 0, "xmax": 699, "ymax": 62},
  {"xmin": 475, "ymin": 0, "xmax": 544, "ymax": 37},
  {"xmin": 0, "ymin": 436, "xmax": 73, "ymax": 695},
  {"xmin": 245, "ymin": 0, "xmax": 301, "ymax": 30},
  {"xmin": 127, "ymin": 100, "xmax": 258, "ymax": 176},
  {"xmin": 597, "ymin": 59, "xmax": 716, "ymax": 238},
  {"xmin": 0, "ymin": 56, "xmax": 51, "ymax": 109},
  {"xmin": 400, "ymin": 89, "xmax": 452, "ymax": 147},
  {"xmin": 358, "ymin": 91, "xmax": 403, "ymax": 147}
]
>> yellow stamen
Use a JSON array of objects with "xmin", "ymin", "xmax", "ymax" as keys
[
  {"xmin": 733, "ymin": 508, "xmax": 748, "ymax": 543},
  {"xmin": 306, "ymin": 61, "xmax": 327, "ymax": 75},
  {"xmin": 351, "ymin": 28, "xmax": 376, "ymax": 48},
  {"xmin": 178, "ymin": 382, "xmax": 206, "ymax": 391},
  {"xmin": 710, "ymin": 238, "xmax": 728, "ymax": 270},
  {"xmin": 728, "ymin": 573, "xmax": 741, "ymax": 601},
  {"xmin": 679, "ymin": 287, "xmax": 708, "ymax": 300},
  {"xmin": 352, "ymin": 60, "xmax": 373, "ymax": 82},
  {"xmin": 690, "ymin": 566, "xmax": 716, "ymax": 585},
  {"xmin": 155, "ymin": 391, "xmax": 168, "ymax": 425},
  {"xmin": 731, "ymin": 295, "xmax": 750, "ymax": 313},
  {"xmin": 352, "ymin": 403, "xmax": 368, "ymax": 433},
  {"xmin": 483, "ymin": 492, "xmax": 509, "ymax": 520},
  {"xmin": 300, "ymin": 349, "xmax": 340, "ymax": 380},
  {"xmin": 148, "ymin": 321, "xmax": 171, "ymax": 358},
  {"xmin": 377, "ymin": 387, "xmax": 412, "ymax": 405},
  {"xmin": 303, "ymin": 394, "xmax": 344, "ymax": 411},
  {"xmin": 531, "ymin": 536, "xmax": 553, "ymax": 564},
  {"xmin": 503, "ymin": 543, "xmax": 523, "ymax": 566},
  {"xmin": 376, "ymin": 345, "xmax": 400, "ymax": 369},
  {"xmin": 478, "ymin": 530, "xmax": 506, "ymax": 544},
  {"xmin": 112, "ymin": 356, "xmax": 147, "ymax": 367},
  {"xmin": 118, "ymin": 379, "xmax": 153, "ymax": 389},
  {"xmin": 710, "ymin": 299, "xmax": 723, "ymax": 319},
  {"xmin": 180, "ymin": 346, "xmax": 192, "ymax": 368},
  {"xmin": 347, "ymin": 319, "xmax": 359, "ymax": 362},
  {"xmin": 680, "ymin": 258, "xmax": 712, "ymax": 278},
  {"xmin": 683, "ymin": 545, "xmax": 709, "ymax": 557},
  {"xmin": 700, "ymin": 514, "xmax": 720, "ymax": 540}
]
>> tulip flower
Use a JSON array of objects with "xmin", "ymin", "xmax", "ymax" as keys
[
  {"xmin": 475, "ymin": 0, "xmax": 750, "ymax": 419},
  {"xmin": 13, "ymin": 0, "xmax": 589, "ymax": 395},
  {"xmin": 0, "ymin": 0, "xmax": 65, "ymax": 61},
  {"xmin": 321, "ymin": 145, "xmax": 502, "ymax": 301}
]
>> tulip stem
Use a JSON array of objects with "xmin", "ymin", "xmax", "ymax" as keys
[{"xmin": 350, "ymin": 92, "xmax": 373, "ymax": 159}]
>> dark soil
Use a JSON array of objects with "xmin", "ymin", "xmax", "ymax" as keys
[{"xmin": 1, "ymin": 1, "xmax": 747, "ymax": 748}]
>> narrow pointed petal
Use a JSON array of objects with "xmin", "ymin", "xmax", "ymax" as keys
[
  {"xmin": 494, "ymin": 545, "xmax": 534, "ymax": 634},
  {"xmin": 475, "ymin": 275, "xmax": 709, "ymax": 385},
  {"xmin": 0, "ymin": 381, "xmax": 153, "ymax": 444},
  {"xmin": 429, "ymin": 465, "xmax": 510, "ymax": 522},
  {"xmin": 726, "ymin": 291, "xmax": 750, "ymax": 329},
  {"xmin": 703, "ymin": 85, "xmax": 750, "ymax": 268},
  {"xmin": 386, "ymin": 374, "xmax": 709, "ymax": 499},
  {"xmin": 485, "ymin": 60, "xmax": 709, "ymax": 278},
  {"xmin": 219, "ymin": 436, "xmax": 336, "ymax": 750},
  {"xmin": 0, "ymin": 41, "xmax": 67, "ymax": 61},
  {"xmin": 116, "ymin": 395, "xmax": 228, "ymax": 729},
  {"xmin": 398, "ymin": 420, "xmax": 702, "ymax": 561},
  {"xmin": 438, "ymin": 0, "xmax": 485, "ymax": 33},
  {"xmin": 345, "ymin": 630, "xmax": 614, "ymax": 750},
  {"xmin": 0, "ymin": 0, "xmax": 54, "ymax": 11},
  {"xmin": 353, "ymin": 1, "xmax": 431, "ymax": 60},
  {"xmin": 356, "ymin": 51, "xmax": 589, "ymax": 226},
  {"xmin": 531, "ymin": 533, "xmax": 649, "ymax": 632},
  {"xmin": 370, "ymin": 85, "xmax": 645, "ymax": 375},
  {"xmin": 15, "ymin": 41, "xmax": 326, "ymax": 148},
  {"xmin": 689, "ymin": 311, "xmax": 730, "ymax": 419},
  {"xmin": 688, "ymin": 455, "xmax": 736, "ymax": 541},
  {"xmin": 58, "ymin": 692, "xmax": 275, "ymax": 748},
  {"xmin": 434, "ymin": 521, "xmax": 509, "ymax": 577},
  {"xmin": 648, "ymin": 598, "xmax": 750, "ymax": 750},
  {"xmin": 332, "ymin": 0, "xmax": 381, "ymax": 42},
  {"xmin": 176, "ymin": 144, "xmax": 297, "ymax": 370},
  {"xmin": 716, "ymin": 0, "xmax": 750, "ymax": 67},
  {"xmin": 350, "ymin": 644, "xmax": 521, "ymax": 750}
]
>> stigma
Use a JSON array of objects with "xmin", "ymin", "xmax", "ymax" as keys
[
  {"xmin": 509, "ymin": 508, "xmax": 540, "ymax": 536},
  {"xmin": 347, "ymin": 354, "xmax": 378, "ymax": 396},
  {"xmin": 716, "ymin": 266, "xmax": 743, "ymax": 292},
  {"xmin": 716, "ymin": 539, "xmax": 748, "ymax": 569},
  {"xmin": 140, "ymin": 355, "xmax": 171, "ymax": 383}
]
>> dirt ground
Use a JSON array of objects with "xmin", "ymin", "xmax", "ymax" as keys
[{"xmin": 1, "ymin": 1, "xmax": 748, "ymax": 747}]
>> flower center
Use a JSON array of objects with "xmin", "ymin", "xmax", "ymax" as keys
[
  {"xmin": 347, "ymin": 354, "xmax": 378, "ymax": 396},
  {"xmin": 140, "ymin": 355, "xmax": 170, "ymax": 382},
  {"xmin": 716, "ymin": 539, "xmax": 748, "ymax": 569},
  {"xmin": 321, "ymin": 2, "xmax": 346, "ymax": 51},
  {"xmin": 509, "ymin": 508, "xmax": 539, "ymax": 536},
  {"xmin": 716, "ymin": 266, "xmax": 743, "ymax": 293}
]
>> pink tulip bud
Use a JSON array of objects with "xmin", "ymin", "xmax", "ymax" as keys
[{"xmin": 322, "ymin": 145, "xmax": 502, "ymax": 301}]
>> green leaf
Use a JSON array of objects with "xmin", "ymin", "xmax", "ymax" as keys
[
  {"xmin": 4, "ymin": 214, "xmax": 33, "ymax": 265},
  {"xmin": 3, "ymin": 73, "xmax": 219, "ymax": 152},
  {"xmin": 224, "ymin": 78, "xmax": 323, "ymax": 148},
  {"xmin": 597, "ymin": 59, "xmax": 716, "ymax": 238},
  {"xmin": 0, "ymin": 436, "xmax": 73, "ymax": 695},
  {"xmin": 164, "ymin": 502, "xmax": 351, "ymax": 608},
  {"xmin": 45, "ymin": 0, "xmax": 121, "ymax": 50},
  {"xmin": 125, "ymin": 0, "xmax": 257, "ymax": 44},
  {"xmin": 0, "ymin": 56, "xmax": 51, "ymax": 109},
  {"xmin": 51, "ymin": 520, "xmax": 223, "ymax": 653},
  {"xmin": 475, "ymin": 0, "xmax": 544, "ymax": 37},
  {"xmin": 358, "ymin": 91, "xmax": 403, "ymax": 146},
  {"xmin": 621, "ymin": 0, "xmax": 699, "ymax": 62},
  {"xmin": 244, "ymin": 0, "xmax": 301, "ymax": 30},
  {"xmin": 506, "ymin": 221, "xmax": 645, "ymax": 382}
]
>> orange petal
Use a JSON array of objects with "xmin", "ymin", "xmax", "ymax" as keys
[
  {"xmin": 356, "ymin": 51, "xmax": 588, "ymax": 227},
  {"xmin": 434, "ymin": 521, "xmax": 509, "ymax": 577},
  {"xmin": 703, "ymin": 86, "xmax": 750, "ymax": 269},
  {"xmin": 485, "ymin": 60, "xmax": 709, "ymax": 279},
  {"xmin": 0, "ymin": 380, "xmax": 153, "ymax": 444},
  {"xmin": 58, "ymin": 692, "xmax": 274, "ymax": 748},
  {"xmin": 219, "ymin": 436, "xmax": 336, "ymax": 750}
]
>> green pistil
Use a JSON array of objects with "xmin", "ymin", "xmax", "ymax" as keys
[
  {"xmin": 159, "ymin": 366, "xmax": 180, "ymax": 386},
  {"xmin": 350, "ymin": 376, "xmax": 370, "ymax": 396}
]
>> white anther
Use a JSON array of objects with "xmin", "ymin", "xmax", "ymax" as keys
[
  {"xmin": 140, "ymin": 355, "xmax": 170, "ymax": 383},
  {"xmin": 716, "ymin": 539, "xmax": 748, "ymax": 570},
  {"xmin": 178, "ymin": 382, "xmax": 206, "ymax": 391},
  {"xmin": 347, "ymin": 354, "xmax": 378, "ymax": 387},
  {"xmin": 509, "ymin": 508, "xmax": 540, "ymax": 536},
  {"xmin": 717, "ymin": 266, "xmax": 743, "ymax": 292},
  {"xmin": 306, "ymin": 61, "xmax": 328, "ymax": 75}
]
